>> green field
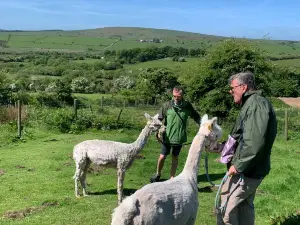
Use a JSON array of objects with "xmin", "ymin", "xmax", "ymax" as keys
[
  {"xmin": 0, "ymin": 120, "xmax": 299, "ymax": 225},
  {"xmin": 1, "ymin": 27, "xmax": 300, "ymax": 56},
  {"xmin": 272, "ymin": 58, "xmax": 300, "ymax": 69}
]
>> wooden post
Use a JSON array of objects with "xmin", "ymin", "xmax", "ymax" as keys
[
  {"xmin": 123, "ymin": 99, "xmax": 126, "ymax": 108},
  {"xmin": 284, "ymin": 109, "xmax": 288, "ymax": 141},
  {"xmin": 116, "ymin": 109, "xmax": 123, "ymax": 123},
  {"xmin": 101, "ymin": 96, "xmax": 104, "ymax": 109},
  {"xmin": 17, "ymin": 100, "xmax": 21, "ymax": 138},
  {"xmin": 135, "ymin": 100, "xmax": 137, "ymax": 107},
  {"xmin": 74, "ymin": 99, "xmax": 78, "ymax": 119}
]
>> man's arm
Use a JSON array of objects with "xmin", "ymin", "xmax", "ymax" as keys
[
  {"xmin": 232, "ymin": 107, "xmax": 269, "ymax": 173},
  {"xmin": 157, "ymin": 103, "xmax": 166, "ymax": 122},
  {"xmin": 187, "ymin": 102, "xmax": 201, "ymax": 125}
]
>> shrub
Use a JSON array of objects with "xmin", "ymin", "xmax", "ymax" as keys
[{"xmin": 180, "ymin": 38, "xmax": 272, "ymax": 118}]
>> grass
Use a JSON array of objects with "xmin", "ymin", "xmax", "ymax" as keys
[
  {"xmin": 272, "ymin": 58, "xmax": 300, "ymax": 69},
  {"xmin": 1, "ymin": 28, "xmax": 300, "ymax": 56},
  {"xmin": 124, "ymin": 57, "xmax": 202, "ymax": 71},
  {"xmin": 0, "ymin": 116, "xmax": 299, "ymax": 224}
]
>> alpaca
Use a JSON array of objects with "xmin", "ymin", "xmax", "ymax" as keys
[
  {"xmin": 73, "ymin": 113, "xmax": 162, "ymax": 204},
  {"xmin": 111, "ymin": 114, "xmax": 222, "ymax": 225}
]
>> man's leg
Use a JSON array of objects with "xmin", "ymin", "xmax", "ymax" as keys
[
  {"xmin": 170, "ymin": 155, "xmax": 178, "ymax": 178},
  {"xmin": 238, "ymin": 180, "xmax": 259, "ymax": 225},
  {"xmin": 150, "ymin": 143, "xmax": 170, "ymax": 183},
  {"xmin": 170, "ymin": 145, "xmax": 182, "ymax": 178},
  {"xmin": 217, "ymin": 175, "xmax": 262, "ymax": 225},
  {"xmin": 156, "ymin": 154, "xmax": 166, "ymax": 176}
]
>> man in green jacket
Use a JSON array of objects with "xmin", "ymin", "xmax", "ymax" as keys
[
  {"xmin": 217, "ymin": 72, "xmax": 277, "ymax": 225},
  {"xmin": 150, "ymin": 86, "xmax": 201, "ymax": 183}
]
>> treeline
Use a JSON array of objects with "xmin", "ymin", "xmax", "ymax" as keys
[
  {"xmin": 103, "ymin": 46, "xmax": 207, "ymax": 64},
  {"xmin": 268, "ymin": 55, "xmax": 300, "ymax": 61}
]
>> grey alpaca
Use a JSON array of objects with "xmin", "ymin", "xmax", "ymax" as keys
[
  {"xmin": 111, "ymin": 114, "xmax": 222, "ymax": 225},
  {"xmin": 73, "ymin": 113, "xmax": 162, "ymax": 204}
]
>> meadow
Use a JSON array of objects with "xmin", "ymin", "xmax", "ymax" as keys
[
  {"xmin": 0, "ymin": 102, "xmax": 299, "ymax": 225},
  {"xmin": 0, "ymin": 27, "xmax": 300, "ymax": 225},
  {"xmin": 1, "ymin": 28, "xmax": 300, "ymax": 56}
]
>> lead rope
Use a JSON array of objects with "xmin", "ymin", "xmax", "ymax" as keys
[
  {"xmin": 204, "ymin": 150, "xmax": 220, "ymax": 187},
  {"xmin": 214, "ymin": 173, "xmax": 244, "ymax": 214}
]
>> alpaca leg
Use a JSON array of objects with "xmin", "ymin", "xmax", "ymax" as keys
[
  {"xmin": 74, "ymin": 162, "xmax": 83, "ymax": 197},
  {"xmin": 117, "ymin": 169, "xmax": 126, "ymax": 204},
  {"xmin": 81, "ymin": 159, "xmax": 91, "ymax": 196}
]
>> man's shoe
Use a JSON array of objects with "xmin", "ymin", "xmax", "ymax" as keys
[{"xmin": 150, "ymin": 174, "xmax": 161, "ymax": 183}]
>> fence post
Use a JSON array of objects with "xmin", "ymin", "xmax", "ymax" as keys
[
  {"xmin": 123, "ymin": 99, "xmax": 126, "ymax": 108},
  {"xmin": 116, "ymin": 109, "xmax": 123, "ymax": 123},
  {"xmin": 284, "ymin": 109, "xmax": 288, "ymax": 141},
  {"xmin": 101, "ymin": 96, "xmax": 104, "ymax": 109},
  {"xmin": 74, "ymin": 99, "xmax": 78, "ymax": 120},
  {"xmin": 17, "ymin": 100, "xmax": 21, "ymax": 138}
]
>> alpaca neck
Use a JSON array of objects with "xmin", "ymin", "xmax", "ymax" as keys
[
  {"xmin": 182, "ymin": 134, "xmax": 206, "ymax": 183},
  {"xmin": 132, "ymin": 125, "xmax": 152, "ymax": 154}
]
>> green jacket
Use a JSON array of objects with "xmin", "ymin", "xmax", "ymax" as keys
[
  {"xmin": 158, "ymin": 100, "xmax": 200, "ymax": 145},
  {"xmin": 230, "ymin": 90, "xmax": 277, "ymax": 179}
]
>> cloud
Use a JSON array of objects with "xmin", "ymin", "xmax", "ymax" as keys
[
  {"xmin": 0, "ymin": 0, "xmax": 118, "ymax": 16},
  {"xmin": 145, "ymin": 7, "xmax": 241, "ymax": 19}
]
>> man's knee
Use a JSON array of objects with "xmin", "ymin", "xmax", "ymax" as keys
[{"xmin": 159, "ymin": 154, "xmax": 167, "ymax": 160}]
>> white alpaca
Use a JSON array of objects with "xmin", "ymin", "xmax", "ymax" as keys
[
  {"xmin": 111, "ymin": 114, "xmax": 222, "ymax": 225},
  {"xmin": 73, "ymin": 113, "xmax": 162, "ymax": 204}
]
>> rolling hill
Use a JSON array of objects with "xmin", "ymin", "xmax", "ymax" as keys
[{"xmin": 0, "ymin": 27, "xmax": 300, "ymax": 56}]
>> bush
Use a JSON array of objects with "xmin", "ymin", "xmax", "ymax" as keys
[
  {"xmin": 36, "ymin": 93, "xmax": 63, "ymax": 107},
  {"xmin": 180, "ymin": 38, "xmax": 272, "ymax": 118},
  {"xmin": 270, "ymin": 212, "xmax": 300, "ymax": 225}
]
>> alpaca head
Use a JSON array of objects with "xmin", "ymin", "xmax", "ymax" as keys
[
  {"xmin": 144, "ymin": 113, "xmax": 162, "ymax": 132},
  {"xmin": 199, "ymin": 114, "xmax": 222, "ymax": 150}
]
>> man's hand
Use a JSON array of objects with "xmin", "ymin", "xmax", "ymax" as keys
[{"xmin": 228, "ymin": 165, "xmax": 239, "ymax": 176}]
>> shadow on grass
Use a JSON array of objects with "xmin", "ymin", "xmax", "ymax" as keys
[
  {"xmin": 197, "ymin": 173, "xmax": 225, "ymax": 184},
  {"xmin": 89, "ymin": 188, "xmax": 138, "ymax": 196}
]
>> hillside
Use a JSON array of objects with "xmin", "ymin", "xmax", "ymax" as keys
[{"xmin": 0, "ymin": 27, "xmax": 300, "ymax": 56}]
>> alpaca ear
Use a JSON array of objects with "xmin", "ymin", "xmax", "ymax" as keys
[
  {"xmin": 212, "ymin": 117, "xmax": 218, "ymax": 123},
  {"xmin": 201, "ymin": 114, "xmax": 208, "ymax": 125},
  {"xmin": 144, "ymin": 113, "xmax": 151, "ymax": 120},
  {"xmin": 153, "ymin": 114, "xmax": 159, "ymax": 120}
]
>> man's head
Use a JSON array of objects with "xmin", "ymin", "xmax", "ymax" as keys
[
  {"xmin": 172, "ymin": 86, "xmax": 183, "ymax": 105},
  {"xmin": 228, "ymin": 71, "xmax": 256, "ymax": 104}
]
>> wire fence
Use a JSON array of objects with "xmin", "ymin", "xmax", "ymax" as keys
[{"xmin": 1, "ymin": 98, "xmax": 300, "ymax": 140}]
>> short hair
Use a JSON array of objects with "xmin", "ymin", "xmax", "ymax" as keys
[
  {"xmin": 173, "ymin": 86, "xmax": 184, "ymax": 94},
  {"xmin": 229, "ymin": 71, "xmax": 256, "ymax": 90}
]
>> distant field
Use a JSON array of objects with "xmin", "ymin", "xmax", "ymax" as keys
[
  {"xmin": 1, "ymin": 28, "xmax": 300, "ymax": 56},
  {"xmin": 272, "ymin": 58, "xmax": 300, "ymax": 69},
  {"xmin": 124, "ymin": 57, "xmax": 202, "ymax": 70}
]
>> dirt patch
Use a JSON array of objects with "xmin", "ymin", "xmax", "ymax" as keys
[
  {"xmin": 3, "ymin": 201, "xmax": 59, "ymax": 219},
  {"xmin": 15, "ymin": 165, "xmax": 26, "ymax": 169},
  {"xmin": 278, "ymin": 97, "xmax": 300, "ymax": 108},
  {"xmin": 0, "ymin": 169, "xmax": 6, "ymax": 176},
  {"xmin": 135, "ymin": 154, "xmax": 145, "ymax": 159}
]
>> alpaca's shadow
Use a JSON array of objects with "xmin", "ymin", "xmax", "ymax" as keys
[
  {"xmin": 197, "ymin": 173, "xmax": 225, "ymax": 184},
  {"xmin": 198, "ymin": 185, "xmax": 219, "ymax": 193},
  {"xmin": 197, "ymin": 173, "xmax": 225, "ymax": 193},
  {"xmin": 89, "ymin": 188, "xmax": 138, "ymax": 196}
]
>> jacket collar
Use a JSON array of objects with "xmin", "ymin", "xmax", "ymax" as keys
[{"xmin": 241, "ymin": 90, "xmax": 262, "ymax": 106}]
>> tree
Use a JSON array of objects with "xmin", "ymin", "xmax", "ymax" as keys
[
  {"xmin": 179, "ymin": 38, "xmax": 272, "ymax": 118},
  {"xmin": 135, "ymin": 68, "xmax": 179, "ymax": 103}
]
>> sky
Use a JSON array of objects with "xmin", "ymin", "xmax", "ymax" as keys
[{"xmin": 0, "ymin": 0, "xmax": 300, "ymax": 40}]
